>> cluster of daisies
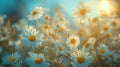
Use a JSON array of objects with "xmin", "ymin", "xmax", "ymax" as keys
[{"xmin": 0, "ymin": 1, "xmax": 120, "ymax": 67}]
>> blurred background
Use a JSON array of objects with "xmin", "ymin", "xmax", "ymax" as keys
[{"xmin": 0, "ymin": 0, "xmax": 120, "ymax": 23}]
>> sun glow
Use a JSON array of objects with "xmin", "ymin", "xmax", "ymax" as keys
[{"xmin": 99, "ymin": 0, "xmax": 111, "ymax": 14}]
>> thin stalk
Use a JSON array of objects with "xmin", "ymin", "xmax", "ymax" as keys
[{"xmin": 86, "ymin": 16, "xmax": 93, "ymax": 36}]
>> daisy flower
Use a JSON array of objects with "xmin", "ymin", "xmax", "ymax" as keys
[
  {"xmin": 44, "ymin": 15, "xmax": 50, "ymax": 21},
  {"xmin": 97, "ymin": 44, "xmax": 111, "ymax": 57},
  {"xmin": 0, "ymin": 15, "xmax": 6, "ymax": 25},
  {"xmin": 0, "ymin": 27, "xmax": 9, "ymax": 41},
  {"xmin": 20, "ymin": 25, "xmax": 44, "ymax": 48},
  {"xmin": 111, "ymin": 34, "xmax": 120, "ymax": 46},
  {"xmin": 37, "ymin": 44, "xmax": 48, "ymax": 52},
  {"xmin": 91, "ymin": 16, "xmax": 101, "ymax": 23},
  {"xmin": 55, "ymin": 22, "xmax": 69, "ymax": 32},
  {"xmin": 74, "ymin": 2, "xmax": 90, "ymax": 21},
  {"xmin": 8, "ymin": 40, "xmax": 22, "ymax": 50},
  {"xmin": 71, "ymin": 49, "xmax": 94, "ymax": 67},
  {"xmin": 113, "ymin": 54, "xmax": 120, "ymax": 63},
  {"xmin": 42, "ymin": 24, "xmax": 51, "ymax": 34},
  {"xmin": 28, "ymin": 7, "xmax": 45, "ymax": 20},
  {"xmin": 0, "ymin": 32, "xmax": 9, "ymax": 41},
  {"xmin": 102, "ymin": 23, "xmax": 111, "ymax": 33},
  {"xmin": 66, "ymin": 35, "xmax": 80, "ymax": 50},
  {"xmin": 82, "ymin": 37, "xmax": 96, "ymax": 51},
  {"xmin": 54, "ymin": 42, "xmax": 66, "ymax": 54},
  {"xmin": 25, "ymin": 52, "xmax": 49, "ymax": 67},
  {"xmin": 2, "ymin": 52, "xmax": 21, "ymax": 64}
]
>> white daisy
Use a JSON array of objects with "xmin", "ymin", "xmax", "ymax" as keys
[
  {"xmin": 25, "ymin": 52, "xmax": 49, "ymax": 67},
  {"xmin": 54, "ymin": 42, "xmax": 66, "ymax": 54},
  {"xmin": 97, "ymin": 44, "xmax": 111, "ymax": 57},
  {"xmin": 82, "ymin": 37, "xmax": 96, "ymax": 51},
  {"xmin": 111, "ymin": 34, "xmax": 120, "ymax": 46},
  {"xmin": 113, "ymin": 54, "xmax": 120, "ymax": 63},
  {"xmin": 20, "ymin": 25, "xmax": 44, "ymax": 48},
  {"xmin": 71, "ymin": 49, "xmax": 94, "ymax": 67},
  {"xmin": 74, "ymin": 2, "xmax": 90, "ymax": 22},
  {"xmin": 2, "ymin": 52, "xmax": 21, "ymax": 64},
  {"xmin": 66, "ymin": 35, "xmax": 80, "ymax": 50},
  {"xmin": 28, "ymin": 7, "xmax": 45, "ymax": 20}
]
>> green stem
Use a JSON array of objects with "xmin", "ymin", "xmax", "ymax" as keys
[{"xmin": 86, "ymin": 16, "xmax": 93, "ymax": 36}]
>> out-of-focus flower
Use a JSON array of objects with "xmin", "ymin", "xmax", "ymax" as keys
[
  {"xmin": 25, "ymin": 52, "xmax": 49, "ymax": 67},
  {"xmin": 42, "ymin": 24, "xmax": 51, "ymax": 34},
  {"xmin": 66, "ymin": 35, "xmax": 80, "ymax": 50},
  {"xmin": 14, "ymin": 40, "xmax": 23, "ymax": 50},
  {"xmin": 8, "ymin": 40, "xmax": 22, "ymax": 50},
  {"xmin": 44, "ymin": 15, "xmax": 50, "ymax": 21},
  {"xmin": 91, "ymin": 16, "xmax": 100, "ymax": 23},
  {"xmin": 2, "ymin": 52, "xmax": 21, "ymax": 64},
  {"xmin": 20, "ymin": 25, "xmax": 44, "ymax": 48},
  {"xmin": 71, "ymin": 49, "xmax": 94, "ymax": 67},
  {"xmin": 0, "ymin": 32, "xmax": 9, "ymax": 41},
  {"xmin": 74, "ymin": 2, "xmax": 90, "ymax": 22},
  {"xmin": 111, "ymin": 34, "xmax": 120, "ymax": 46},
  {"xmin": 110, "ymin": 18, "xmax": 120, "ymax": 29},
  {"xmin": 82, "ymin": 37, "xmax": 96, "ymax": 51},
  {"xmin": 37, "ymin": 44, "xmax": 48, "ymax": 52},
  {"xmin": 97, "ymin": 44, "xmax": 111, "ymax": 57},
  {"xmin": 102, "ymin": 23, "xmax": 111, "ymax": 32},
  {"xmin": 55, "ymin": 22, "xmax": 69, "ymax": 32},
  {"xmin": 0, "ymin": 15, "xmax": 6, "ymax": 25},
  {"xmin": 0, "ymin": 27, "xmax": 9, "ymax": 41},
  {"xmin": 54, "ymin": 42, "xmax": 66, "ymax": 54},
  {"xmin": 113, "ymin": 53, "xmax": 120, "ymax": 63},
  {"xmin": 28, "ymin": 7, "xmax": 45, "ymax": 20},
  {"xmin": 12, "ymin": 24, "xmax": 21, "ymax": 32},
  {"xmin": 8, "ymin": 40, "xmax": 15, "ymax": 46},
  {"xmin": 19, "ymin": 19, "xmax": 27, "ymax": 27}
]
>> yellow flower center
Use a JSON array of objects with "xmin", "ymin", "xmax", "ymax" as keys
[
  {"xmin": 92, "ymin": 17, "xmax": 98, "ymax": 23},
  {"xmin": 104, "ymin": 26, "xmax": 109, "ymax": 31},
  {"xmin": 114, "ymin": 38, "xmax": 119, "ymax": 42},
  {"xmin": 58, "ymin": 46, "xmax": 63, "ymax": 51},
  {"xmin": 44, "ymin": 24, "xmax": 50, "ymax": 29},
  {"xmin": 117, "ymin": 57, "xmax": 120, "ymax": 61},
  {"xmin": 70, "ymin": 38, "xmax": 76, "ymax": 45},
  {"xmin": 100, "ymin": 48, "xmax": 106, "ymax": 54},
  {"xmin": 105, "ymin": 33, "xmax": 111, "ymax": 38},
  {"xmin": 60, "ymin": 27, "xmax": 65, "ymax": 31},
  {"xmin": 50, "ymin": 42, "xmax": 55, "ymax": 47},
  {"xmin": 32, "ymin": 11, "xmax": 38, "ymax": 16},
  {"xmin": 2, "ymin": 33, "xmax": 6, "ymax": 37},
  {"xmin": 29, "ymin": 35, "xmax": 36, "ymax": 41},
  {"xmin": 8, "ymin": 57, "xmax": 16, "ymax": 62},
  {"xmin": 80, "ymin": 9, "xmax": 86, "ymax": 15},
  {"xmin": 84, "ymin": 42, "xmax": 90, "ymax": 48},
  {"xmin": 111, "ymin": 21, "xmax": 116, "ymax": 26},
  {"xmin": 45, "ymin": 16, "xmax": 49, "ymax": 20},
  {"xmin": 40, "ymin": 45, "xmax": 45, "ymax": 49},
  {"xmin": 77, "ymin": 56, "xmax": 85, "ymax": 64},
  {"xmin": 35, "ymin": 58, "xmax": 44, "ymax": 64}
]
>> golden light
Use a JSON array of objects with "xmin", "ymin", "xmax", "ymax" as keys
[{"xmin": 99, "ymin": 0, "xmax": 111, "ymax": 14}]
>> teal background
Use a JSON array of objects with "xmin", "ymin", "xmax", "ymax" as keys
[{"xmin": 0, "ymin": 0, "xmax": 99, "ymax": 23}]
